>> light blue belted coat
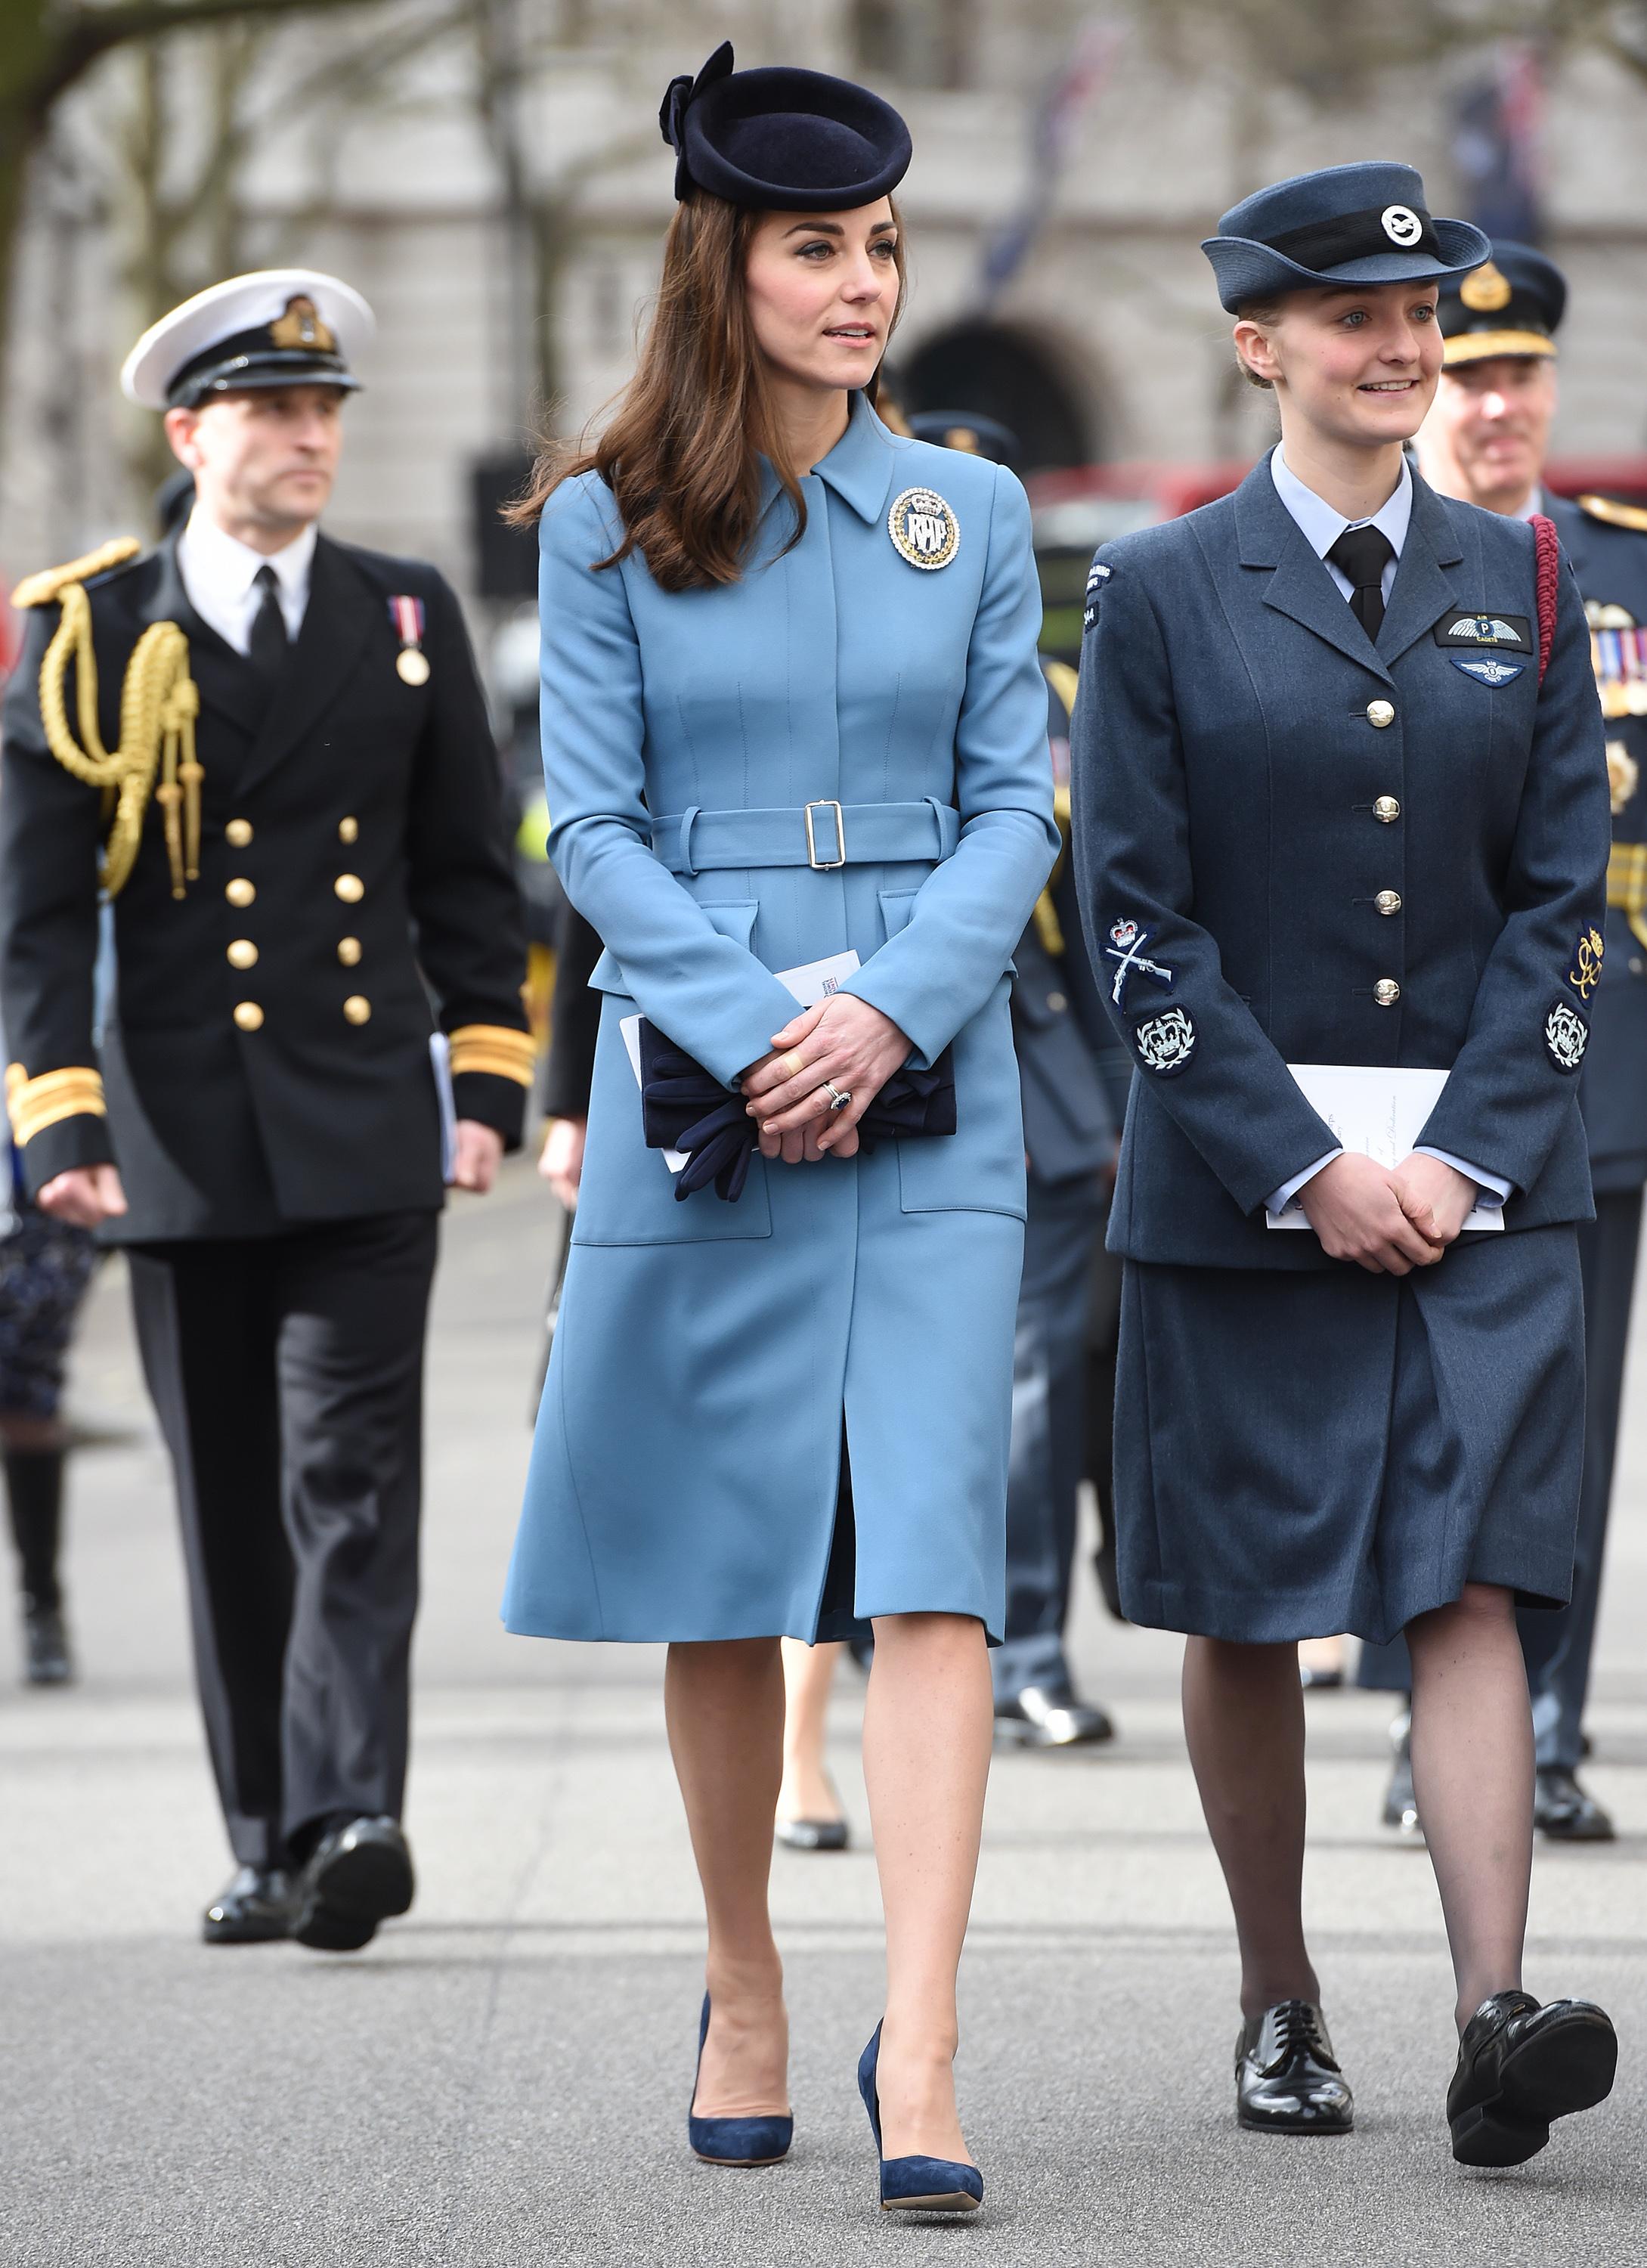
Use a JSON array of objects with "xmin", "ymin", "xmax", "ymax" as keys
[{"xmin": 503, "ymin": 396, "xmax": 1059, "ymax": 1644}]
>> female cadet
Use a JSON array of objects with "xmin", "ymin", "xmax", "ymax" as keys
[
  {"xmin": 502, "ymin": 46, "xmax": 1057, "ymax": 2214},
  {"xmin": 1072, "ymin": 163, "xmax": 1618, "ymax": 2166}
]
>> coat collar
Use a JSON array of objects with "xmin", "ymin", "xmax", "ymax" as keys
[
  {"xmin": 807, "ymin": 391, "xmax": 899, "ymax": 524},
  {"xmin": 1233, "ymin": 455, "xmax": 1466, "ymax": 679}
]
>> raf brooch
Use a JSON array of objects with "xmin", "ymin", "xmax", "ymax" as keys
[
  {"xmin": 389, "ymin": 594, "xmax": 431, "ymax": 685},
  {"xmin": 888, "ymin": 488, "xmax": 959, "ymax": 570}
]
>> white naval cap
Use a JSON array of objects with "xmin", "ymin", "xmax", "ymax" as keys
[{"xmin": 120, "ymin": 269, "xmax": 375, "ymax": 410}]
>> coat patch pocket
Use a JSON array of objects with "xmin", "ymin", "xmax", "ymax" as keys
[{"xmin": 893, "ymin": 975, "xmax": 1026, "ymax": 1222}]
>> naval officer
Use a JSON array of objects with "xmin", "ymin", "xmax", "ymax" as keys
[
  {"xmin": 0, "ymin": 271, "xmax": 533, "ymax": 1947},
  {"xmin": 1359, "ymin": 242, "xmax": 1647, "ymax": 1845},
  {"xmin": 1073, "ymin": 162, "xmax": 1617, "ymax": 2165}
]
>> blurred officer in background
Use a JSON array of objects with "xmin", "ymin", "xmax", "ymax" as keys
[
  {"xmin": 0, "ymin": 269, "xmax": 532, "ymax": 1944},
  {"xmin": 1361, "ymin": 243, "xmax": 1643, "ymax": 1844}
]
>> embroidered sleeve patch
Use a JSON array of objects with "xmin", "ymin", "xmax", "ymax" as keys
[
  {"xmin": 1082, "ymin": 559, "xmax": 1113, "ymax": 636},
  {"xmin": 1544, "ymin": 998, "xmax": 1589, "ymax": 1074},
  {"xmin": 1104, "ymin": 917, "xmax": 1175, "ymax": 1009},
  {"xmin": 1133, "ymin": 1005, "xmax": 1197, "ymax": 1076},
  {"xmin": 1568, "ymin": 926, "xmax": 1605, "ymax": 1000},
  {"xmin": 1433, "ymin": 612, "xmax": 1532, "ymax": 653}
]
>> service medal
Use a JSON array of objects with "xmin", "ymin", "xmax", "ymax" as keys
[
  {"xmin": 389, "ymin": 593, "xmax": 430, "ymax": 684},
  {"xmin": 396, "ymin": 647, "xmax": 431, "ymax": 686},
  {"xmin": 888, "ymin": 487, "xmax": 959, "ymax": 570}
]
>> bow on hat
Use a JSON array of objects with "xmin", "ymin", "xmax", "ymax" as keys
[{"xmin": 659, "ymin": 39, "xmax": 734, "ymax": 200}]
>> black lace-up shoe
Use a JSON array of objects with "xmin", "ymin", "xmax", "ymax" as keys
[
  {"xmin": 1448, "ymin": 1991, "xmax": 1617, "ymax": 2167},
  {"xmin": 1236, "ymin": 2001, "xmax": 1354, "ymax": 2134},
  {"xmin": 1534, "ymin": 1765, "xmax": 1615, "ymax": 1842}
]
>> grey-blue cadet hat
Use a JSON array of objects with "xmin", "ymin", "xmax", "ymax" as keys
[{"xmin": 1203, "ymin": 161, "xmax": 1490, "ymax": 314}]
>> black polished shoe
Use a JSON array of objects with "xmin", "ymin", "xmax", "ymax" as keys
[
  {"xmin": 22, "ymin": 1599, "xmax": 73, "ymax": 1686},
  {"xmin": 995, "ymin": 1681, "xmax": 1116, "ymax": 1748},
  {"xmin": 203, "ymin": 1865, "xmax": 296, "ymax": 1945},
  {"xmin": 1535, "ymin": 1765, "xmax": 1616, "ymax": 1843},
  {"xmin": 292, "ymin": 1815, "xmax": 414, "ymax": 1952},
  {"xmin": 1236, "ymin": 2002, "xmax": 1354, "ymax": 2134},
  {"xmin": 776, "ymin": 1815, "xmax": 849, "ymax": 1851},
  {"xmin": 1448, "ymin": 1991, "xmax": 1617, "ymax": 2167}
]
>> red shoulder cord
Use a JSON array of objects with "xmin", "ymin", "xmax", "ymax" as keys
[{"xmin": 1531, "ymin": 511, "xmax": 1560, "ymax": 684}]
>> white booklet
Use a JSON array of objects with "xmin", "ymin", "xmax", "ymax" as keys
[
  {"xmin": 1266, "ymin": 1063, "xmax": 1504, "ymax": 1232},
  {"xmin": 621, "ymin": 949, "xmax": 862, "ymax": 1173}
]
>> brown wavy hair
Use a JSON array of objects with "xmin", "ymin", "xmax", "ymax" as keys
[{"xmin": 505, "ymin": 191, "xmax": 906, "ymax": 592}]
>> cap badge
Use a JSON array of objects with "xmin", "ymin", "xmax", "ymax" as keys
[
  {"xmin": 389, "ymin": 594, "xmax": 430, "ymax": 685},
  {"xmin": 271, "ymin": 295, "xmax": 336, "ymax": 353},
  {"xmin": 1380, "ymin": 205, "xmax": 1423, "ymax": 247},
  {"xmin": 1460, "ymin": 261, "xmax": 1513, "ymax": 313},
  {"xmin": 889, "ymin": 488, "xmax": 959, "ymax": 571}
]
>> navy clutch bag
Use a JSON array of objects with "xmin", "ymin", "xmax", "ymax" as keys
[{"xmin": 638, "ymin": 1021, "xmax": 956, "ymax": 1201}]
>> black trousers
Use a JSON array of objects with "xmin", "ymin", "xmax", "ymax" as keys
[{"xmin": 127, "ymin": 1211, "xmax": 439, "ymax": 1869}]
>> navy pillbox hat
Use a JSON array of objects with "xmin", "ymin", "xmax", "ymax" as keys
[
  {"xmin": 660, "ymin": 41, "xmax": 911, "ymax": 210},
  {"xmin": 1203, "ymin": 161, "xmax": 1490, "ymax": 313}
]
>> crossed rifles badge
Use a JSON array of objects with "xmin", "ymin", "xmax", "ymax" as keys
[
  {"xmin": 1105, "ymin": 918, "xmax": 1175, "ymax": 1009},
  {"xmin": 888, "ymin": 488, "xmax": 959, "ymax": 570}
]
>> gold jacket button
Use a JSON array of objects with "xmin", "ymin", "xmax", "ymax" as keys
[
  {"xmin": 337, "ymin": 937, "xmax": 362, "ymax": 966},
  {"xmin": 1375, "ymin": 890, "xmax": 1402, "ymax": 916},
  {"xmin": 1373, "ymin": 978, "xmax": 1401, "ymax": 1007},
  {"xmin": 227, "ymin": 939, "xmax": 259, "ymax": 969},
  {"xmin": 1373, "ymin": 795, "xmax": 1401, "ymax": 823},
  {"xmin": 338, "ymin": 816, "xmax": 359, "ymax": 844},
  {"xmin": 342, "ymin": 995, "xmax": 371, "ymax": 1025},
  {"xmin": 334, "ymin": 874, "xmax": 364, "ymax": 903},
  {"xmin": 233, "ymin": 1001, "xmax": 265, "ymax": 1031},
  {"xmin": 226, "ymin": 877, "xmax": 255, "ymax": 907},
  {"xmin": 225, "ymin": 819, "xmax": 253, "ymax": 847},
  {"xmin": 1367, "ymin": 699, "xmax": 1395, "ymax": 728}
]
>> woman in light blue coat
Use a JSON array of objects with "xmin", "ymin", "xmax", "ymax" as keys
[{"xmin": 502, "ymin": 47, "xmax": 1057, "ymax": 2214}]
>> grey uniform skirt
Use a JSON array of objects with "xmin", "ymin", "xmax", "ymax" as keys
[{"xmin": 1113, "ymin": 1224, "xmax": 1584, "ymax": 1647}]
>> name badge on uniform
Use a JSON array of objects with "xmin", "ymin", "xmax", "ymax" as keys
[
  {"xmin": 888, "ymin": 488, "xmax": 959, "ymax": 571},
  {"xmin": 389, "ymin": 595, "xmax": 430, "ymax": 685},
  {"xmin": 1432, "ymin": 612, "xmax": 1532, "ymax": 653}
]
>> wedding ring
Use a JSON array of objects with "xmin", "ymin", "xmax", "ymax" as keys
[{"xmin": 824, "ymin": 1082, "xmax": 853, "ymax": 1112}]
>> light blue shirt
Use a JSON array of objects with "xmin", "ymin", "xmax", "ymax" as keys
[{"xmin": 1263, "ymin": 446, "xmax": 1512, "ymax": 1217}]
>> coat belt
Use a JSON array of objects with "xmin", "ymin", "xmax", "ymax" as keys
[{"xmin": 649, "ymin": 798, "xmax": 961, "ymax": 876}]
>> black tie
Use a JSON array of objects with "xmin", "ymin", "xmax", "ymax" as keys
[
  {"xmin": 248, "ymin": 563, "xmax": 289, "ymax": 677},
  {"xmin": 1327, "ymin": 525, "xmax": 1395, "ymax": 641}
]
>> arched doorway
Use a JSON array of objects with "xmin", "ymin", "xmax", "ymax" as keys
[{"xmin": 897, "ymin": 323, "xmax": 1094, "ymax": 473}]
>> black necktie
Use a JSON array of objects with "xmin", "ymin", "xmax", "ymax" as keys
[
  {"xmin": 248, "ymin": 563, "xmax": 289, "ymax": 677},
  {"xmin": 1327, "ymin": 525, "xmax": 1395, "ymax": 641}
]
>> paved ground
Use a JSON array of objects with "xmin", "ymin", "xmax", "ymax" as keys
[{"xmin": 2, "ymin": 1157, "xmax": 1644, "ymax": 2266}]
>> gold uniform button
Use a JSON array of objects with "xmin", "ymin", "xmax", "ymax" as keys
[
  {"xmin": 226, "ymin": 877, "xmax": 255, "ymax": 908},
  {"xmin": 233, "ymin": 1001, "xmax": 265, "ymax": 1032},
  {"xmin": 334, "ymin": 874, "xmax": 364, "ymax": 903},
  {"xmin": 225, "ymin": 819, "xmax": 253, "ymax": 847},
  {"xmin": 1373, "ymin": 978, "xmax": 1401, "ymax": 1008},
  {"xmin": 338, "ymin": 817, "xmax": 359, "ymax": 844},
  {"xmin": 1367, "ymin": 699, "xmax": 1395, "ymax": 729},
  {"xmin": 337, "ymin": 937, "xmax": 362, "ymax": 967},
  {"xmin": 1374, "ymin": 795, "xmax": 1401, "ymax": 823},
  {"xmin": 227, "ymin": 939, "xmax": 259, "ymax": 969},
  {"xmin": 342, "ymin": 995, "xmax": 371, "ymax": 1026},
  {"xmin": 1375, "ymin": 890, "xmax": 1402, "ymax": 916}
]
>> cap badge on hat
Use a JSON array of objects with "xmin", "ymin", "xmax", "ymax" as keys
[
  {"xmin": 271, "ymin": 296, "xmax": 336, "ymax": 353},
  {"xmin": 1381, "ymin": 205, "xmax": 1424, "ymax": 247},
  {"xmin": 1460, "ymin": 262, "xmax": 1514, "ymax": 313},
  {"xmin": 888, "ymin": 488, "xmax": 958, "ymax": 571}
]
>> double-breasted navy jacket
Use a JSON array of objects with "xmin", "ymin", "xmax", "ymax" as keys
[
  {"xmin": 1070, "ymin": 460, "xmax": 1611, "ymax": 1271},
  {"xmin": 1545, "ymin": 491, "xmax": 1647, "ymax": 1190}
]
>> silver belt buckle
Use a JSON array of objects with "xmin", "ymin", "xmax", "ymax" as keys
[{"xmin": 804, "ymin": 798, "xmax": 846, "ymax": 870}]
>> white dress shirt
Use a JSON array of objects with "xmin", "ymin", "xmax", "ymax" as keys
[
  {"xmin": 176, "ymin": 509, "xmax": 316, "ymax": 656},
  {"xmin": 1262, "ymin": 447, "xmax": 1512, "ymax": 1218}
]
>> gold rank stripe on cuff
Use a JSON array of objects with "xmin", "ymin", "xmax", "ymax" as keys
[
  {"xmin": 1606, "ymin": 841, "xmax": 1647, "ymax": 951},
  {"xmin": 4, "ymin": 1063, "xmax": 107, "ymax": 1145},
  {"xmin": 447, "ymin": 1024, "xmax": 537, "ymax": 1086}
]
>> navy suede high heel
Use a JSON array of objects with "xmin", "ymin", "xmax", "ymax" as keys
[
  {"xmin": 857, "ymin": 2022, "xmax": 984, "ymax": 2214},
  {"xmin": 687, "ymin": 1995, "xmax": 794, "ymax": 2167}
]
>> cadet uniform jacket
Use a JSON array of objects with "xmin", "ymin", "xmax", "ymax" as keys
[
  {"xmin": 1072, "ymin": 461, "xmax": 1611, "ymax": 1270},
  {"xmin": 1546, "ymin": 491, "xmax": 1647, "ymax": 1191},
  {"xmin": 0, "ymin": 531, "xmax": 531, "ymax": 1241}
]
